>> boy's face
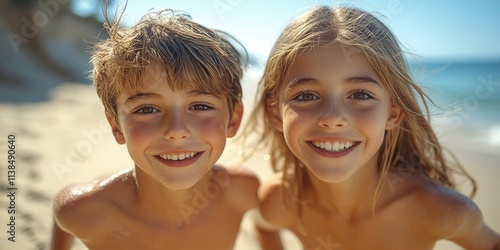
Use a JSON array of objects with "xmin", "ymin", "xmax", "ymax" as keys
[{"xmin": 107, "ymin": 66, "xmax": 242, "ymax": 190}]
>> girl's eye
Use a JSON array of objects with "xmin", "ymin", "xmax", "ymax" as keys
[
  {"xmin": 190, "ymin": 104, "xmax": 213, "ymax": 111},
  {"xmin": 293, "ymin": 92, "xmax": 318, "ymax": 101},
  {"xmin": 135, "ymin": 106, "xmax": 159, "ymax": 114},
  {"xmin": 349, "ymin": 90, "xmax": 373, "ymax": 100}
]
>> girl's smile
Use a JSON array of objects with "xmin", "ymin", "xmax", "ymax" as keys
[{"xmin": 308, "ymin": 140, "xmax": 360, "ymax": 158}]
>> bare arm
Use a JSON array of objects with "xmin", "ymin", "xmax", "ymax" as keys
[
  {"xmin": 51, "ymin": 219, "xmax": 74, "ymax": 250},
  {"xmin": 254, "ymin": 209, "xmax": 284, "ymax": 250},
  {"xmin": 253, "ymin": 174, "xmax": 297, "ymax": 250},
  {"xmin": 418, "ymin": 185, "xmax": 500, "ymax": 249},
  {"xmin": 448, "ymin": 209, "xmax": 500, "ymax": 250},
  {"xmin": 50, "ymin": 183, "xmax": 96, "ymax": 250}
]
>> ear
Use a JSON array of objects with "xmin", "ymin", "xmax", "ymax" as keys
[
  {"xmin": 106, "ymin": 112, "xmax": 126, "ymax": 144},
  {"xmin": 226, "ymin": 102, "xmax": 244, "ymax": 138},
  {"xmin": 267, "ymin": 98, "xmax": 283, "ymax": 132},
  {"xmin": 385, "ymin": 103, "xmax": 403, "ymax": 130}
]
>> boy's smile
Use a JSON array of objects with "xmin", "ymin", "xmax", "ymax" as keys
[
  {"xmin": 107, "ymin": 65, "xmax": 242, "ymax": 190},
  {"xmin": 155, "ymin": 151, "xmax": 203, "ymax": 167}
]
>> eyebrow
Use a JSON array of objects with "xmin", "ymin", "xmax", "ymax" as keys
[
  {"xmin": 345, "ymin": 76, "xmax": 380, "ymax": 85},
  {"xmin": 124, "ymin": 90, "xmax": 222, "ymax": 105},
  {"xmin": 185, "ymin": 90, "xmax": 222, "ymax": 99},
  {"xmin": 285, "ymin": 78, "xmax": 316, "ymax": 89},
  {"xmin": 286, "ymin": 76, "xmax": 379, "ymax": 89},
  {"xmin": 125, "ymin": 92, "xmax": 161, "ymax": 104}
]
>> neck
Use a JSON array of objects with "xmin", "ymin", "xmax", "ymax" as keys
[
  {"xmin": 132, "ymin": 166, "xmax": 214, "ymax": 227},
  {"xmin": 306, "ymin": 162, "xmax": 383, "ymax": 218}
]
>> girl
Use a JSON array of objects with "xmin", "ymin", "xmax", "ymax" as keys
[{"xmin": 243, "ymin": 6, "xmax": 500, "ymax": 249}]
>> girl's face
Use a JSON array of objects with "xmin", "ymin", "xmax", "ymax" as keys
[
  {"xmin": 108, "ymin": 66, "xmax": 242, "ymax": 190},
  {"xmin": 269, "ymin": 44, "xmax": 401, "ymax": 183}
]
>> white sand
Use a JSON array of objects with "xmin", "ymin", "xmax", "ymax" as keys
[{"xmin": 0, "ymin": 72, "xmax": 498, "ymax": 249}]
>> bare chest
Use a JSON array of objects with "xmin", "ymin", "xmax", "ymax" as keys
[
  {"xmin": 290, "ymin": 208, "xmax": 435, "ymax": 250},
  {"xmin": 80, "ymin": 205, "xmax": 244, "ymax": 250}
]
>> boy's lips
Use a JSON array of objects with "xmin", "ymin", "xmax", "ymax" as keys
[
  {"xmin": 154, "ymin": 152, "xmax": 203, "ymax": 167},
  {"xmin": 308, "ymin": 140, "xmax": 359, "ymax": 158}
]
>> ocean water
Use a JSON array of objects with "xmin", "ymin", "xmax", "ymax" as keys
[
  {"xmin": 411, "ymin": 61, "xmax": 500, "ymax": 107},
  {"xmin": 409, "ymin": 61, "xmax": 500, "ymax": 145}
]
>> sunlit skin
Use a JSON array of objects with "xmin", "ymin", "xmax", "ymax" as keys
[
  {"xmin": 113, "ymin": 66, "xmax": 239, "ymax": 191},
  {"xmin": 275, "ymin": 45, "xmax": 398, "ymax": 185},
  {"xmin": 256, "ymin": 44, "xmax": 500, "ymax": 249},
  {"xmin": 51, "ymin": 66, "xmax": 259, "ymax": 250}
]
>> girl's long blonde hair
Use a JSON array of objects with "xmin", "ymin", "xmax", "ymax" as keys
[{"xmin": 242, "ymin": 5, "xmax": 476, "ymax": 221}]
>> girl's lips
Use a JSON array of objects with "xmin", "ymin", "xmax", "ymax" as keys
[
  {"xmin": 154, "ymin": 152, "xmax": 203, "ymax": 167},
  {"xmin": 312, "ymin": 141, "xmax": 356, "ymax": 152},
  {"xmin": 308, "ymin": 141, "xmax": 360, "ymax": 158}
]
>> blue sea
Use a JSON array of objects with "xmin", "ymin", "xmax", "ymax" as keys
[
  {"xmin": 410, "ymin": 61, "xmax": 500, "ymax": 108},
  {"xmin": 409, "ymin": 60, "xmax": 500, "ymax": 132}
]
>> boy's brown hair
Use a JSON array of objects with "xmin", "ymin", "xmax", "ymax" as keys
[{"xmin": 91, "ymin": 9, "xmax": 246, "ymax": 120}]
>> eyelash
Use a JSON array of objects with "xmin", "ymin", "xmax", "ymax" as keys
[
  {"xmin": 292, "ymin": 90, "xmax": 374, "ymax": 101},
  {"xmin": 135, "ymin": 105, "xmax": 159, "ymax": 114},
  {"xmin": 134, "ymin": 103, "xmax": 214, "ymax": 114},
  {"xmin": 348, "ymin": 90, "xmax": 374, "ymax": 100},
  {"xmin": 292, "ymin": 91, "xmax": 318, "ymax": 101},
  {"xmin": 189, "ymin": 103, "xmax": 214, "ymax": 111}
]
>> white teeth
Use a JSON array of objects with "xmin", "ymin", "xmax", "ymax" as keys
[
  {"xmin": 160, "ymin": 152, "xmax": 197, "ymax": 161},
  {"xmin": 313, "ymin": 141, "xmax": 355, "ymax": 152}
]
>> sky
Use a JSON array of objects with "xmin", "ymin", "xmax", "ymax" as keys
[{"xmin": 73, "ymin": 0, "xmax": 500, "ymax": 61}]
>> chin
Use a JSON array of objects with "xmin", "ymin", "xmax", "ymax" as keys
[
  {"xmin": 157, "ymin": 175, "xmax": 201, "ymax": 191},
  {"xmin": 309, "ymin": 167, "xmax": 353, "ymax": 183},
  {"xmin": 163, "ymin": 182, "xmax": 198, "ymax": 191}
]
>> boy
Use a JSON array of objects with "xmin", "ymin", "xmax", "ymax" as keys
[{"xmin": 51, "ymin": 9, "xmax": 259, "ymax": 250}]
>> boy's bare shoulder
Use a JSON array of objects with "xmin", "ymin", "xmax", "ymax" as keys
[
  {"xmin": 53, "ymin": 168, "xmax": 135, "ymax": 236},
  {"xmin": 257, "ymin": 172, "xmax": 295, "ymax": 229},
  {"xmin": 403, "ymin": 176, "xmax": 482, "ymax": 240},
  {"xmin": 213, "ymin": 165, "xmax": 260, "ymax": 212}
]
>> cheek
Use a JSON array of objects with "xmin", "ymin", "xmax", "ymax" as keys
[
  {"xmin": 354, "ymin": 107, "xmax": 390, "ymax": 143},
  {"xmin": 358, "ymin": 109, "xmax": 387, "ymax": 127},
  {"xmin": 194, "ymin": 117, "xmax": 228, "ymax": 138},
  {"xmin": 197, "ymin": 118, "xmax": 229, "ymax": 153},
  {"xmin": 123, "ymin": 121, "xmax": 160, "ymax": 152},
  {"xmin": 281, "ymin": 109, "xmax": 306, "ymax": 143}
]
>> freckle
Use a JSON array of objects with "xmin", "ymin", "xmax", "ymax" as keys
[{"xmin": 433, "ymin": 190, "xmax": 473, "ymax": 231}]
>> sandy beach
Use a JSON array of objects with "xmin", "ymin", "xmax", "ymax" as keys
[{"xmin": 0, "ymin": 66, "xmax": 499, "ymax": 249}]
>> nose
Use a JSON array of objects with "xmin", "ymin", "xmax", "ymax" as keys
[
  {"xmin": 163, "ymin": 111, "xmax": 191, "ymax": 140},
  {"xmin": 317, "ymin": 99, "xmax": 348, "ymax": 129}
]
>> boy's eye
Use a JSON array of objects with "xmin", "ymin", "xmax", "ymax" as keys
[
  {"xmin": 293, "ymin": 92, "xmax": 318, "ymax": 101},
  {"xmin": 349, "ymin": 90, "xmax": 373, "ymax": 100},
  {"xmin": 135, "ymin": 106, "xmax": 159, "ymax": 114},
  {"xmin": 190, "ymin": 104, "xmax": 213, "ymax": 111}
]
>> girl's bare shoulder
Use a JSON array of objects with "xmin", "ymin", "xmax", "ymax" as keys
[{"xmin": 400, "ymin": 175, "xmax": 481, "ymax": 239}]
